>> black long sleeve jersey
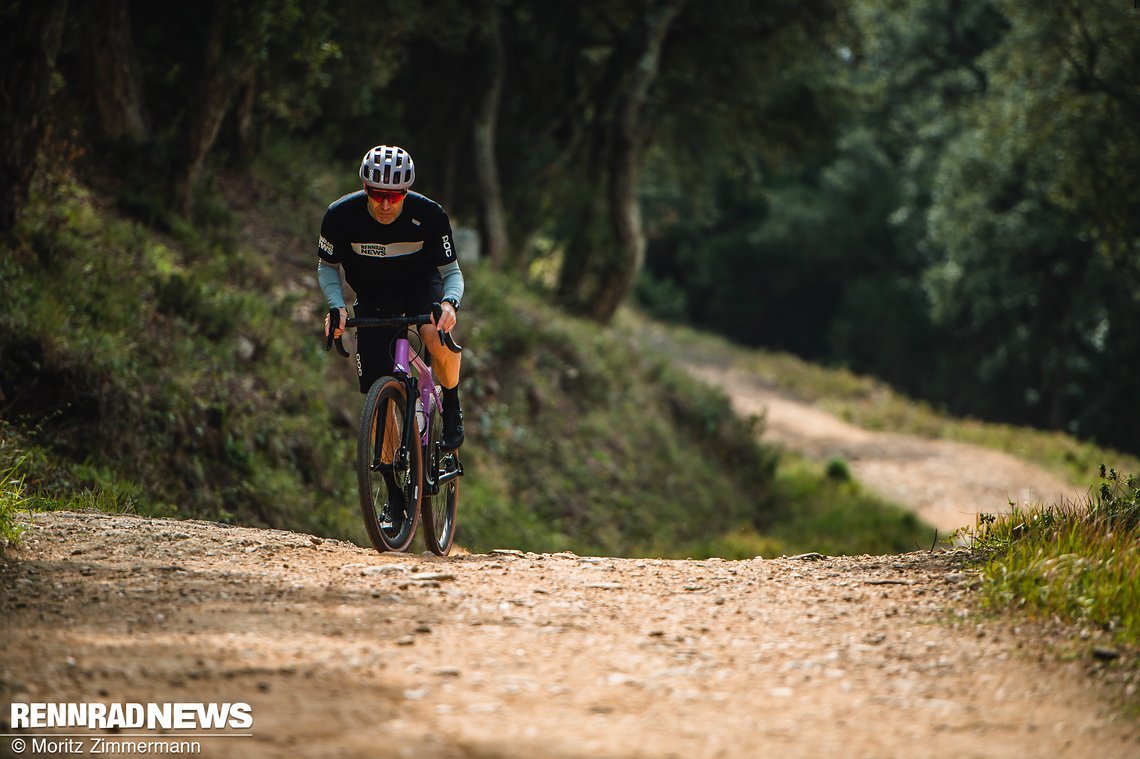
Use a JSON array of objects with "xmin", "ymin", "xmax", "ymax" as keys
[{"xmin": 317, "ymin": 190, "xmax": 461, "ymax": 306}]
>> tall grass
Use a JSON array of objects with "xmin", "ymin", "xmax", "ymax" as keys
[
  {"xmin": 965, "ymin": 467, "xmax": 1140, "ymax": 646},
  {"xmin": 1, "ymin": 456, "xmax": 30, "ymax": 548}
]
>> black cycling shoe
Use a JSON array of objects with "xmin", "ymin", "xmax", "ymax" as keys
[
  {"xmin": 441, "ymin": 405, "xmax": 465, "ymax": 450},
  {"xmin": 379, "ymin": 474, "xmax": 405, "ymax": 529}
]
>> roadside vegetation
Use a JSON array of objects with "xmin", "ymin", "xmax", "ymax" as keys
[
  {"xmin": 0, "ymin": 155, "xmax": 930, "ymax": 559},
  {"xmin": 962, "ymin": 467, "xmax": 1140, "ymax": 650},
  {"xmin": 0, "ymin": 457, "xmax": 28, "ymax": 549}
]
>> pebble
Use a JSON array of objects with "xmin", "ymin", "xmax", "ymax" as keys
[{"xmin": 361, "ymin": 565, "xmax": 406, "ymax": 576}]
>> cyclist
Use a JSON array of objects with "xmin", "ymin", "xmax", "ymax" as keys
[{"xmin": 317, "ymin": 144, "xmax": 465, "ymax": 449}]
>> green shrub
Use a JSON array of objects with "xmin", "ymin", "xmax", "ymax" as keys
[{"xmin": 825, "ymin": 457, "xmax": 852, "ymax": 481}]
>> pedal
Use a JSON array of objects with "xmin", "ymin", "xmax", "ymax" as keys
[
  {"xmin": 448, "ymin": 454, "xmax": 464, "ymax": 477},
  {"xmin": 436, "ymin": 454, "xmax": 464, "ymax": 485}
]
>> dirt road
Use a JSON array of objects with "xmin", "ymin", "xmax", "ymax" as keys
[
  {"xmin": 681, "ymin": 363, "xmax": 1084, "ymax": 535},
  {"xmin": 2, "ymin": 511, "xmax": 1136, "ymax": 758}
]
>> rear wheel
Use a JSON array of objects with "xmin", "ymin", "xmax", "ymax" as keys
[
  {"xmin": 358, "ymin": 377, "xmax": 421, "ymax": 553},
  {"xmin": 420, "ymin": 392, "xmax": 459, "ymax": 556}
]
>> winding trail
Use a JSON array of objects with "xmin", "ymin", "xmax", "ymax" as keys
[{"xmin": 682, "ymin": 363, "xmax": 1084, "ymax": 535}]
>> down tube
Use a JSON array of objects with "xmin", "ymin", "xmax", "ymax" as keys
[{"xmin": 414, "ymin": 357, "xmax": 434, "ymax": 448}]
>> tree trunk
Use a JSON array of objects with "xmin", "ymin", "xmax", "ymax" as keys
[
  {"xmin": 558, "ymin": 0, "xmax": 684, "ymax": 321},
  {"xmin": 175, "ymin": 1, "xmax": 264, "ymax": 216},
  {"xmin": 92, "ymin": 0, "xmax": 148, "ymax": 142},
  {"xmin": 556, "ymin": 200, "xmax": 606, "ymax": 309},
  {"xmin": 473, "ymin": 12, "xmax": 510, "ymax": 268},
  {"xmin": 0, "ymin": 0, "xmax": 69, "ymax": 232},
  {"xmin": 234, "ymin": 69, "xmax": 259, "ymax": 164}
]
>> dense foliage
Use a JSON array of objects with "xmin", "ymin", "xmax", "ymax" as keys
[
  {"xmin": 639, "ymin": 0, "xmax": 1140, "ymax": 452},
  {"xmin": 5, "ymin": 1, "xmax": 1131, "ymax": 449}
]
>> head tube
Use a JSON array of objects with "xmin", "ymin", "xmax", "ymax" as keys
[{"xmin": 392, "ymin": 336, "xmax": 411, "ymax": 374}]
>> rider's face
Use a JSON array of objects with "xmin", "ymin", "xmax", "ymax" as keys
[{"xmin": 365, "ymin": 187, "xmax": 406, "ymax": 224}]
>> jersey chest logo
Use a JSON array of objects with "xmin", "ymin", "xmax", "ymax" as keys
[
  {"xmin": 358, "ymin": 243, "xmax": 388, "ymax": 257},
  {"xmin": 351, "ymin": 241, "xmax": 423, "ymax": 259}
]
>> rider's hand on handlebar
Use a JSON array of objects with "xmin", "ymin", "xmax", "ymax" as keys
[
  {"xmin": 432, "ymin": 301, "xmax": 457, "ymax": 333},
  {"xmin": 325, "ymin": 307, "xmax": 348, "ymax": 339}
]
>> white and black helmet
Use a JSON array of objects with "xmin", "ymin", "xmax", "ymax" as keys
[{"xmin": 359, "ymin": 145, "xmax": 415, "ymax": 190}]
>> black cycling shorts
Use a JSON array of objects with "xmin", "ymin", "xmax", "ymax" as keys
[{"xmin": 353, "ymin": 278, "xmax": 443, "ymax": 394}]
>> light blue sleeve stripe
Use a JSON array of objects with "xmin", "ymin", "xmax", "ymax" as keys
[
  {"xmin": 317, "ymin": 260, "xmax": 347, "ymax": 310},
  {"xmin": 439, "ymin": 261, "xmax": 464, "ymax": 307}
]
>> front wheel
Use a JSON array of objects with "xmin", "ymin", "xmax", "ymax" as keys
[
  {"xmin": 420, "ymin": 392, "xmax": 459, "ymax": 556},
  {"xmin": 358, "ymin": 377, "xmax": 421, "ymax": 553}
]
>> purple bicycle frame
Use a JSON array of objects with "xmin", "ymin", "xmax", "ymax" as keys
[{"xmin": 392, "ymin": 336, "xmax": 439, "ymax": 448}]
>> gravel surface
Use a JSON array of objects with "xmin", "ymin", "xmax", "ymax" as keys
[{"xmin": 2, "ymin": 511, "xmax": 1137, "ymax": 758}]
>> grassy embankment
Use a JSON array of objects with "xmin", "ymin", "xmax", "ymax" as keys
[
  {"xmin": 0, "ymin": 147, "xmax": 928, "ymax": 558},
  {"xmin": 965, "ymin": 467, "xmax": 1140, "ymax": 654}
]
